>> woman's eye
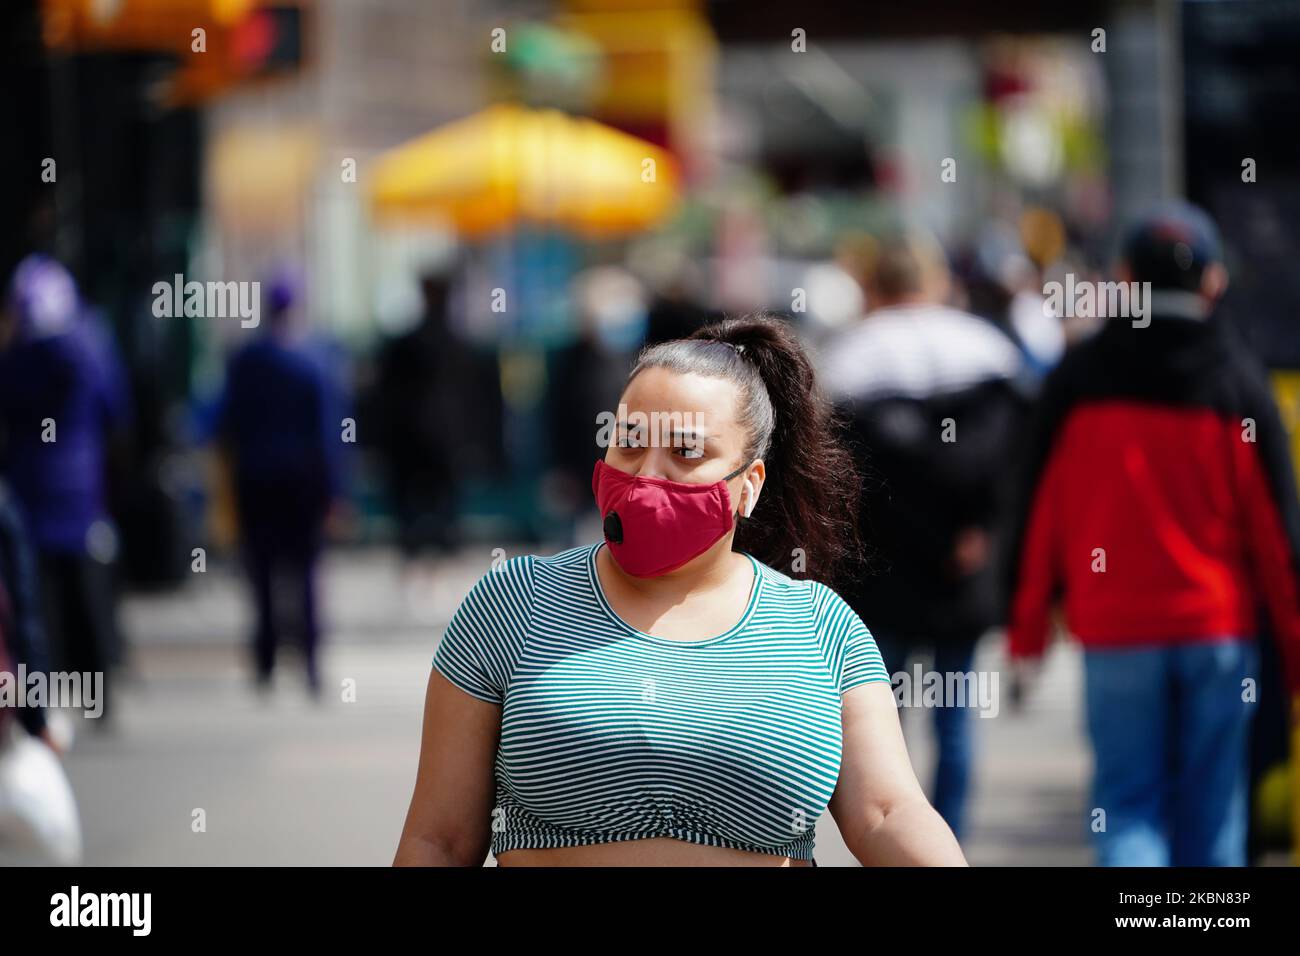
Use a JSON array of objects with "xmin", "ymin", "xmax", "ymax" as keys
[{"xmin": 676, "ymin": 445, "xmax": 704, "ymax": 459}]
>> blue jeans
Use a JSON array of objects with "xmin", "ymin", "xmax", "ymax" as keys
[
  {"xmin": 1083, "ymin": 639, "xmax": 1258, "ymax": 866},
  {"xmin": 872, "ymin": 631, "xmax": 980, "ymax": 842}
]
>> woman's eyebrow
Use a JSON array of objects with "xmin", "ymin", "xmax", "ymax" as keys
[
  {"xmin": 668, "ymin": 428, "xmax": 710, "ymax": 449},
  {"xmin": 615, "ymin": 420, "xmax": 711, "ymax": 448}
]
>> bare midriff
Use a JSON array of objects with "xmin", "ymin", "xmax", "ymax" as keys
[{"xmin": 496, "ymin": 836, "xmax": 813, "ymax": 867}]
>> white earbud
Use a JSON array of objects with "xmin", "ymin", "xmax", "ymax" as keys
[{"xmin": 742, "ymin": 478, "xmax": 757, "ymax": 518}]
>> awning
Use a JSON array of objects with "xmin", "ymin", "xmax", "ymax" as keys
[{"xmin": 368, "ymin": 103, "xmax": 681, "ymax": 239}]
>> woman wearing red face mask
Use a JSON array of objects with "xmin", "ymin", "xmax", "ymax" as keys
[{"xmin": 394, "ymin": 313, "xmax": 966, "ymax": 867}]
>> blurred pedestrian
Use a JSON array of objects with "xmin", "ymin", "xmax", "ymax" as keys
[
  {"xmin": 0, "ymin": 476, "xmax": 55, "ymax": 749},
  {"xmin": 0, "ymin": 474, "xmax": 82, "ymax": 865},
  {"xmin": 960, "ymin": 222, "xmax": 1065, "ymax": 388},
  {"xmin": 371, "ymin": 272, "xmax": 466, "ymax": 598},
  {"xmin": 641, "ymin": 253, "xmax": 715, "ymax": 347},
  {"xmin": 215, "ymin": 266, "xmax": 348, "ymax": 697},
  {"xmin": 0, "ymin": 254, "xmax": 130, "ymax": 728},
  {"xmin": 1004, "ymin": 200, "xmax": 1300, "ymax": 865},
  {"xmin": 545, "ymin": 266, "xmax": 644, "ymax": 546},
  {"xmin": 820, "ymin": 230, "xmax": 1030, "ymax": 842}
]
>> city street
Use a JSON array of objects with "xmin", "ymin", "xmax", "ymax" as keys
[{"xmin": 58, "ymin": 546, "xmax": 1092, "ymax": 866}]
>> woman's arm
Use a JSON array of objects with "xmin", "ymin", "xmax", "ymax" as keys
[
  {"xmin": 393, "ymin": 669, "xmax": 502, "ymax": 866},
  {"xmin": 829, "ymin": 681, "xmax": 969, "ymax": 866}
]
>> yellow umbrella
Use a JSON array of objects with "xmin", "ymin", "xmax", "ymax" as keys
[{"xmin": 369, "ymin": 103, "xmax": 681, "ymax": 238}]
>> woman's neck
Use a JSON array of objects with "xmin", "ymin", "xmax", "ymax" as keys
[{"xmin": 599, "ymin": 538, "xmax": 745, "ymax": 602}]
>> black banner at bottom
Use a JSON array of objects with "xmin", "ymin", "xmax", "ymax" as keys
[{"xmin": 5, "ymin": 865, "xmax": 1291, "ymax": 942}]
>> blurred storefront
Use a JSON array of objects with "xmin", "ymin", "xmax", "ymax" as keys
[{"xmin": 12, "ymin": 0, "xmax": 1296, "ymax": 564}]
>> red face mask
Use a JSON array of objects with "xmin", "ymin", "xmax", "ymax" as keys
[{"xmin": 592, "ymin": 458, "xmax": 753, "ymax": 578}]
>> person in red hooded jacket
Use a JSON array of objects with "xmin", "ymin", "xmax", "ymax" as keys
[{"xmin": 1004, "ymin": 201, "xmax": 1300, "ymax": 866}]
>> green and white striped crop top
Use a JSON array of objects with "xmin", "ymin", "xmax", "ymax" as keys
[{"xmin": 431, "ymin": 542, "xmax": 891, "ymax": 861}]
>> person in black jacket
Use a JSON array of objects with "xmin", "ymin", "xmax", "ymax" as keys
[
  {"xmin": 372, "ymin": 273, "xmax": 464, "ymax": 564},
  {"xmin": 820, "ymin": 231, "xmax": 1030, "ymax": 842}
]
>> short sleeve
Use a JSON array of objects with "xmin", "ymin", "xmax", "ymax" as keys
[
  {"xmin": 432, "ymin": 555, "xmax": 536, "ymax": 704},
  {"xmin": 809, "ymin": 581, "xmax": 891, "ymax": 694}
]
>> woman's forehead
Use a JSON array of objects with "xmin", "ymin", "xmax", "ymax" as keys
[{"xmin": 620, "ymin": 367, "xmax": 742, "ymax": 433}]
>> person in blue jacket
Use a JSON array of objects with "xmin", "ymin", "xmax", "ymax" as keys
[
  {"xmin": 215, "ymin": 266, "xmax": 348, "ymax": 697},
  {"xmin": 0, "ymin": 254, "xmax": 131, "ymax": 727}
]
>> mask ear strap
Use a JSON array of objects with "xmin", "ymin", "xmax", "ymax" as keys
[{"xmin": 721, "ymin": 460, "xmax": 751, "ymax": 482}]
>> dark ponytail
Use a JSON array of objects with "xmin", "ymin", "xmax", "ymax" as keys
[{"xmin": 624, "ymin": 311, "xmax": 866, "ymax": 588}]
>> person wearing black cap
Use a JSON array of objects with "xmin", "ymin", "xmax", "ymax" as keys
[{"xmin": 1003, "ymin": 200, "xmax": 1300, "ymax": 866}]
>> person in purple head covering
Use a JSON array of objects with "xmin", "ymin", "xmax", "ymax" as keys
[
  {"xmin": 215, "ymin": 263, "xmax": 349, "ymax": 697},
  {"xmin": 0, "ymin": 254, "xmax": 132, "ymax": 727}
]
